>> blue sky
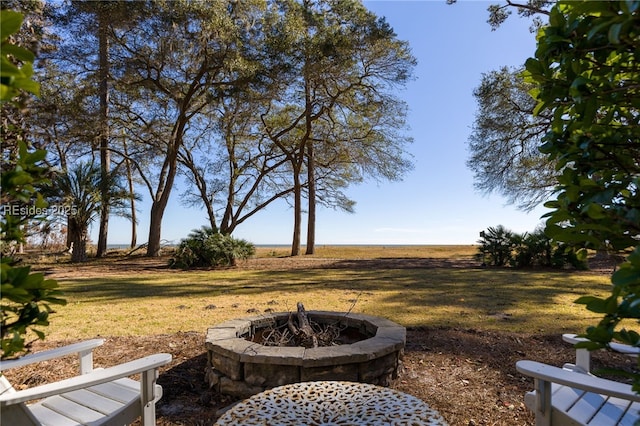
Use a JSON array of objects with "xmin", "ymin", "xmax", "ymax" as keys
[{"xmin": 99, "ymin": 1, "xmax": 550, "ymax": 247}]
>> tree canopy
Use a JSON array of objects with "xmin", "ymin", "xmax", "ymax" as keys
[
  {"xmin": 528, "ymin": 1, "xmax": 640, "ymax": 252},
  {"xmin": 467, "ymin": 66, "xmax": 555, "ymax": 210},
  {"xmin": 465, "ymin": 1, "xmax": 555, "ymax": 211},
  {"xmin": 258, "ymin": 0, "xmax": 416, "ymax": 255},
  {"xmin": 33, "ymin": 0, "xmax": 416, "ymax": 257}
]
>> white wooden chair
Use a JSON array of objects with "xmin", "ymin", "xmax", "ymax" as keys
[
  {"xmin": 516, "ymin": 333, "xmax": 640, "ymax": 426},
  {"xmin": 0, "ymin": 339, "xmax": 172, "ymax": 426}
]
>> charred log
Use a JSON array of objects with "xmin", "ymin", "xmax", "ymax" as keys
[{"xmin": 257, "ymin": 303, "xmax": 346, "ymax": 348}]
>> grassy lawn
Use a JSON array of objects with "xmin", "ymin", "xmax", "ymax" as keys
[{"xmin": 39, "ymin": 245, "xmax": 613, "ymax": 341}]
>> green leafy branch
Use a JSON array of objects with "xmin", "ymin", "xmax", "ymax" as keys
[
  {"xmin": 1, "ymin": 9, "xmax": 65, "ymax": 359},
  {"xmin": 1, "ymin": 10, "xmax": 40, "ymax": 101},
  {"xmin": 524, "ymin": 0, "xmax": 639, "ymax": 393}
]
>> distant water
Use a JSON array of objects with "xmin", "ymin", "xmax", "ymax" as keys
[
  {"xmin": 107, "ymin": 244, "xmax": 132, "ymax": 249},
  {"xmin": 106, "ymin": 242, "xmax": 178, "ymax": 249}
]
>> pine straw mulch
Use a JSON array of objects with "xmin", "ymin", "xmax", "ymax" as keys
[
  {"xmin": 4, "ymin": 327, "xmax": 637, "ymax": 426},
  {"xmin": 3, "ymin": 253, "xmax": 634, "ymax": 425}
]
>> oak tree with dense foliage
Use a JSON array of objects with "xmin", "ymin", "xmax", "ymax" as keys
[
  {"xmin": 260, "ymin": 0, "xmax": 416, "ymax": 255},
  {"xmin": 110, "ymin": 1, "xmax": 264, "ymax": 256},
  {"xmin": 467, "ymin": 66, "xmax": 555, "ymax": 210}
]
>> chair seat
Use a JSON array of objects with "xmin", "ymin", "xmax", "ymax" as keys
[
  {"xmin": 0, "ymin": 340, "xmax": 171, "ymax": 426},
  {"xmin": 518, "ymin": 335, "xmax": 640, "ymax": 426},
  {"xmin": 525, "ymin": 382, "xmax": 640, "ymax": 426},
  {"xmin": 26, "ymin": 377, "xmax": 153, "ymax": 426}
]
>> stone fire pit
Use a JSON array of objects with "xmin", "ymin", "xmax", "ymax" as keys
[{"xmin": 205, "ymin": 311, "xmax": 406, "ymax": 398}]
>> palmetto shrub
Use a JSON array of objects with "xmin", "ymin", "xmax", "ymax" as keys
[
  {"xmin": 477, "ymin": 225, "xmax": 515, "ymax": 266},
  {"xmin": 478, "ymin": 225, "xmax": 586, "ymax": 269},
  {"xmin": 169, "ymin": 227, "xmax": 255, "ymax": 269}
]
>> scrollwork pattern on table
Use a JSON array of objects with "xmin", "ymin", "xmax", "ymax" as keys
[{"xmin": 215, "ymin": 381, "xmax": 448, "ymax": 425}]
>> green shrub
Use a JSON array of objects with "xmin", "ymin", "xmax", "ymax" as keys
[
  {"xmin": 551, "ymin": 243, "xmax": 588, "ymax": 271},
  {"xmin": 169, "ymin": 227, "xmax": 255, "ymax": 269},
  {"xmin": 511, "ymin": 228, "xmax": 552, "ymax": 268},
  {"xmin": 476, "ymin": 225, "xmax": 515, "ymax": 266},
  {"xmin": 478, "ymin": 225, "xmax": 587, "ymax": 270}
]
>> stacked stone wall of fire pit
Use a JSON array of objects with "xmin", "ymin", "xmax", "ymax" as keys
[{"xmin": 205, "ymin": 311, "xmax": 406, "ymax": 398}]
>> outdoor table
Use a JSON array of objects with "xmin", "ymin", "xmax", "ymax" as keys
[{"xmin": 214, "ymin": 380, "xmax": 448, "ymax": 425}]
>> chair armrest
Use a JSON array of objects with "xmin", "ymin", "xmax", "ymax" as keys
[
  {"xmin": 0, "ymin": 339, "xmax": 105, "ymax": 373},
  {"xmin": 0, "ymin": 353, "xmax": 172, "ymax": 406},
  {"xmin": 610, "ymin": 341, "xmax": 640, "ymax": 357},
  {"xmin": 563, "ymin": 333, "xmax": 639, "ymax": 357},
  {"xmin": 562, "ymin": 333, "xmax": 587, "ymax": 346},
  {"xmin": 516, "ymin": 360, "xmax": 640, "ymax": 402}
]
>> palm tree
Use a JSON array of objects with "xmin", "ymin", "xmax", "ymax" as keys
[{"xmin": 49, "ymin": 161, "xmax": 134, "ymax": 262}]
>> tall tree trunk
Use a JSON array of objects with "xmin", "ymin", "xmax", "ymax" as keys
[
  {"xmin": 123, "ymin": 139, "xmax": 137, "ymax": 248},
  {"xmin": 146, "ymin": 135, "xmax": 181, "ymax": 257},
  {"xmin": 147, "ymin": 201, "xmax": 164, "ymax": 257},
  {"xmin": 69, "ymin": 217, "xmax": 88, "ymax": 263},
  {"xmin": 220, "ymin": 144, "xmax": 236, "ymax": 235},
  {"xmin": 197, "ymin": 172, "xmax": 218, "ymax": 232},
  {"xmin": 129, "ymin": 192, "xmax": 137, "ymax": 249},
  {"xmin": 145, "ymin": 58, "xmax": 207, "ymax": 257},
  {"xmin": 206, "ymin": 199, "xmax": 217, "ymax": 233},
  {"xmin": 305, "ymin": 141, "xmax": 316, "ymax": 255},
  {"xmin": 291, "ymin": 169, "xmax": 302, "ymax": 256},
  {"xmin": 146, "ymin": 163, "xmax": 177, "ymax": 256},
  {"xmin": 96, "ymin": 10, "xmax": 110, "ymax": 257},
  {"xmin": 220, "ymin": 176, "xmax": 234, "ymax": 235},
  {"xmin": 301, "ymin": 1, "xmax": 313, "ymax": 256}
]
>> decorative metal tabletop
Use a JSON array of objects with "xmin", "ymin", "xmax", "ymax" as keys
[{"xmin": 215, "ymin": 380, "xmax": 448, "ymax": 425}]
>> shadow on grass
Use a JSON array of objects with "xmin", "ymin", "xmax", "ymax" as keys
[
  {"xmin": 60, "ymin": 263, "xmax": 589, "ymax": 299},
  {"xmin": 56, "ymin": 260, "xmax": 610, "ymax": 335}
]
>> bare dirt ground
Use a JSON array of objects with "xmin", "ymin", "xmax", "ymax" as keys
[{"xmin": 4, "ymin": 254, "xmax": 632, "ymax": 426}]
